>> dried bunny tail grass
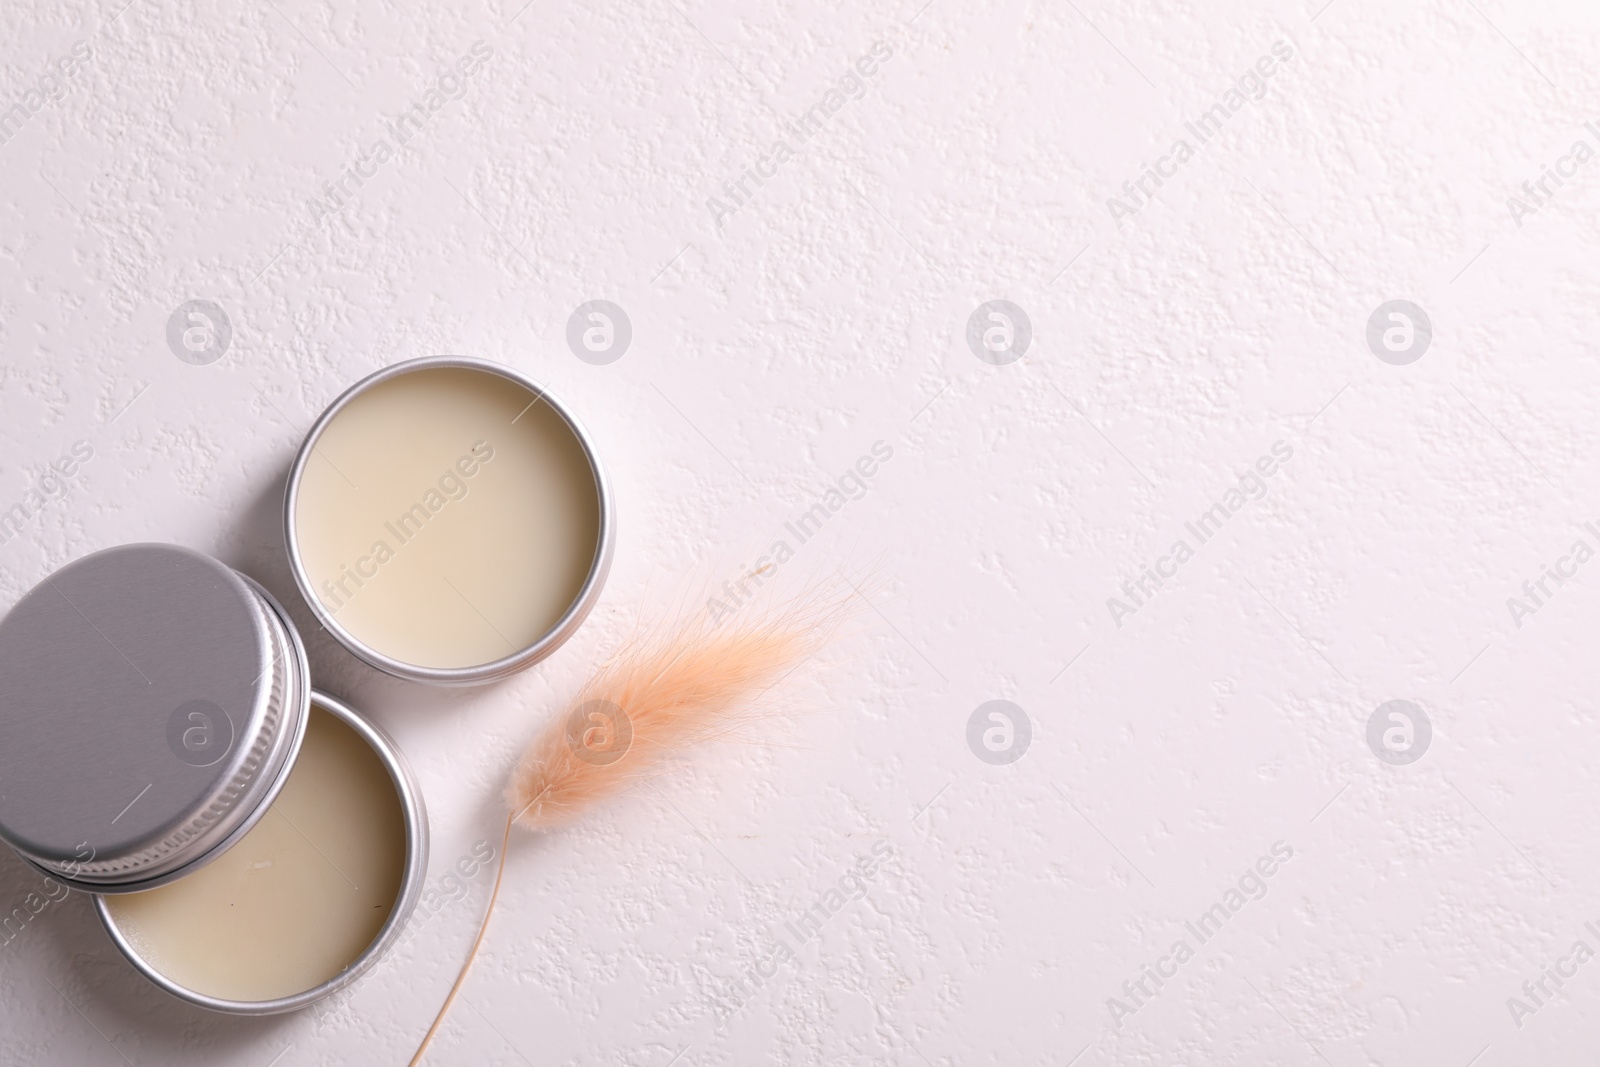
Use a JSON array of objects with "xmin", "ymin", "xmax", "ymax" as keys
[
  {"xmin": 409, "ymin": 578, "xmax": 854, "ymax": 1066},
  {"xmin": 506, "ymin": 583, "xmax": 846, "ymax": 832}
]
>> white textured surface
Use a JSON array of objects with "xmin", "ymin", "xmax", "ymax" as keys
[{"xmin": 2, "ymin": 0, "xmax": 1599, "ymax": 1063}]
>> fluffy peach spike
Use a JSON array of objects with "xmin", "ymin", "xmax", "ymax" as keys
[
  {"xmin": 506, "ymin": 609, "xmax": 821, "ymax": 832},
  {"xmin": 410, "ymin": 588, "xmax": 842, "ymax": 1066}
]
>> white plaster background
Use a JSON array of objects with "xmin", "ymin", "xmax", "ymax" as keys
[{"xmin": 1, "ymin": 0, "xmax": 1599, "ymax": 1063}]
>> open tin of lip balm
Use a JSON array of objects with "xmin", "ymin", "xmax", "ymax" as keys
[
  {"xmin": 284, "ymin": 356, "xmax": 614, "ymax": 686},
  {"xmin": 97, "ymin": 692, "xmax": 426, "ymax": 1014},
  {"xmin": 0, "ymin": 544, "xmax": 428, "ymax": 1014}
]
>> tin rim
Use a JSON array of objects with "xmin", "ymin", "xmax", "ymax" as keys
[
  {"xmin": 282, "ymin": 356, "xmax": 615, "ymax": 686},
  {"xmin": 93, "ymin": 690, "xmax": 430, "ymax": 1016},
  {"xmin": 19, "ymin": 571, "xmax": 311, "ymax": 893}
]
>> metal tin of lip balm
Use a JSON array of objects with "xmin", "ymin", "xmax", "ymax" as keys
[
  {"xmin": 94, "ymin": 691, "xmax": 429, "ymax": 1015},
  {"xmin": 0, "ymin": 543, "xmax": 311, "ymax": 893},
  {"xmin": 283, "ymin": 355, "xmax": 615, "ymax": 686}
]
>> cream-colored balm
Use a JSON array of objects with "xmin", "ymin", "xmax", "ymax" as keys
[
  {"xmin": 295, "ymin": 366, "xmax": 602, "ymax": 669},
  {"xmin": 104, "ymin": 707, "xmax": 406, "ymax": 1003}
]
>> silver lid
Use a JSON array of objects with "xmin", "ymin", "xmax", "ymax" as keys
[{"xmin": 0, "ymin": 544, "xmax": 309, "ymax": 891}]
